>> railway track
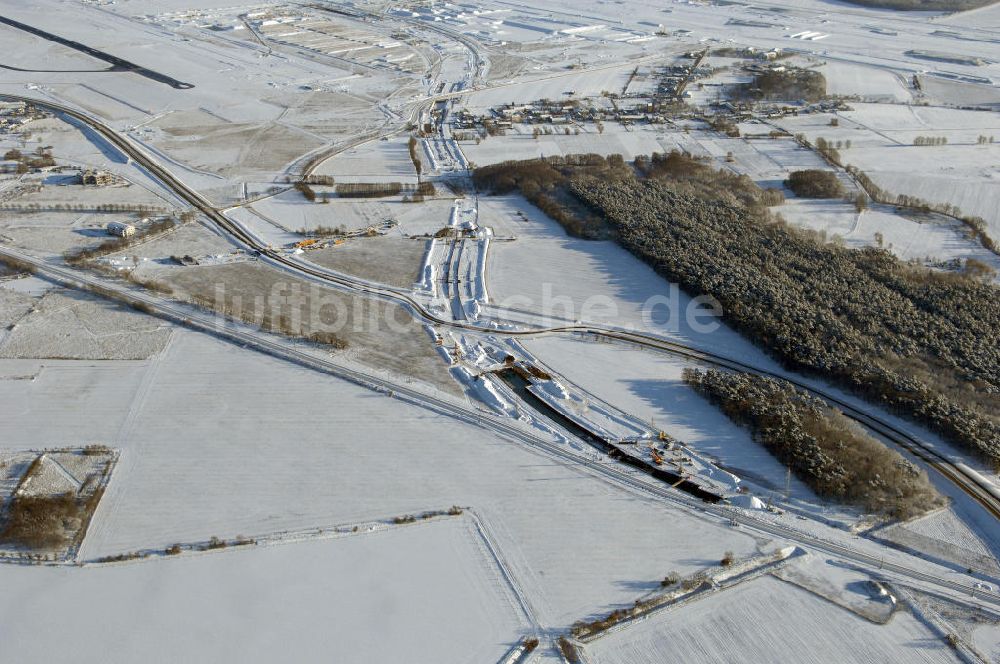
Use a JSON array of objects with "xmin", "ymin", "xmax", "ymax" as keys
[
  {"xmin": 2, "ymin": 244, "xmax": 998, "ymax": 607},
  {"xmin": 593, "ymin": 330, "xmax": 1000, "ymax": 522},
  {"xmin": 7, "ymin": 93, "xmax": 1000, "ymax": 524}
]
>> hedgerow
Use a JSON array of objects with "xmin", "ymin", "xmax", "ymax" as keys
[{"xmin": 684, "ymin": 369, "xmax": 943, "ymax": 518}]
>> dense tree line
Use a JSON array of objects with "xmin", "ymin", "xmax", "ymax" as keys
[
  {"xmin": 335, "ymin": 182, "xmax": 409, "ymax": 198},
  {"xmin": 473, "ymin": 154, "xmax": 630, "ymax": 238},
  {"xmin": 913, "ymin": 136, "xmax": 948, "ymax": 146},
  {"xmin": 684, "ymin": 369, "xmax": 942, "ymax": 518},
  {"xmin": 3, "ymin": 147, "xmax": 54, "ymax": 172},
  {"xmin": 408, "ymin": 136, "xmax": 422, "ymax": 177},
  {"xmin": 0, "ymin": 455, "xmax": 104, "ymax": 551},
  {"xmin": 0, "ymin": 203, "xmax": 167, "ymax": 213},
  {"xmin": 812, "ymin": 136, "xmax": 842, "ymax": 165},
  {"xmin": 570, "ymin": 175, "xmax": 1000, "ymax": 462},
  {"xmin": 634, "ymin": 151, "xmax": 785, "ymax": 213},
  {"xmin": 785, "ymin": 169, "xmax": 844, "ymax": 198},
  {"xmin": 302, "ymin": 175, "xmax": 335, "ymax": 186},
  {"xmin": 474, "ymin": 153, "xmax": 1000, "ymax": 462},
  {"xmin": 295, "ymin": 181, "xmax": 435, "ymax": 201},
  {"xmin": 0, "ymin": 492, "xmax": 79, "ymax": 549},
  {"xmin": 335, "ymin": 182, "xmax": 401, "ymax": 198},
  {"xmin": 473, "ymin": 152, "xmax": 783, "ymax": 239},
  {"xmin": 294, "ymin": 181, "xmax": 316, "ymax": 201}
]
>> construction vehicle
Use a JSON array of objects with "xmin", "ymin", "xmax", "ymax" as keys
[
  {"xmin": 650, "ymin": 448, "xmax": 664, "ymax": 465},
  {"xmin": 293, "ymin": 238, "xmax": 318, "ymax": 249}
]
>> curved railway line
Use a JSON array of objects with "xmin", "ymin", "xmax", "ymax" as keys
[
  {"xmin": 6, "ymin": 93, "xmax": 1000, "ymax": 524},
  {"xmin": 2, "ymin": 244, "xmax": 999, "ymax": 607}
]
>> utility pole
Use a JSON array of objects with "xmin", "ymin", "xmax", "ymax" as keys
[{"xmin": 784, "ymin": 465, "xmax": 791, "ymax": 502}]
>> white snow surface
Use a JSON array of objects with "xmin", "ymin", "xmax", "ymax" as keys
[
  {"xmin": 480, "ymin": 194, "xmax": 781, "ymax": 367},
  {"xmin": 521, "ymin": 335, "xmax": 842, "ymax": 516},
  {"xmin": 0, "ymin": 518, "xmax": 526, "ymax": 664},
  {"xmin": 587, "ymin": 576, "xmax": 960, "ymax": 664},
  {"xmin": 0, "ymin": 328, "xmax": 760, "ymax": 626}
]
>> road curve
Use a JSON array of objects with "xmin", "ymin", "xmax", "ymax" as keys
[
  {"xmin": 2, "ymin": 244, "xmax": 997, "ymax": 609},
  {"xmin": 6, "ymin": 92, "xmax": 999, "ymax": 523}
]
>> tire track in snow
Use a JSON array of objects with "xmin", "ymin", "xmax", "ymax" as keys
[
  {"xmin": 78, "ymin": 329, "xmax": 175, "ymax": 559},
  {"xmin": 467, "ymin": 507, "xmax": 544, "ymax": 636}
]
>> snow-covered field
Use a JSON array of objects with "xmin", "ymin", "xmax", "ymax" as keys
[
  {"xmin": 460, "ymin": 64, "xmax": 643, "ymax": 113},
  {"xmin": 775, "ymin": 202, "xmax": 1000, "ymax": 280},
  {"xmin": 481, "ymin": 194, "xmax": 785, "ymax": 367},
  {"xmin": 820, "ymin": 61, "xmax": 912, "ymax": 102},
  {"xmin": 0, "ymin": 518, "xmax": 528, "ymax": 663},
  {"xmin": 312, "ymin": 135, "xmax": 418, "ymax": 181},
  {"xmin": 879, "ymin": 507, "xmax": 1000, "ymax": 573},
  {"xmin": 586, "ymin": 576, "xmax": 959, "ymax": 664},
  {"xmin": 461, "ymin": 123, "xmax": 672, "ymax": 167},
  {"xmin": 521, "ymin": 335, "xmax": 835, "ymax": 514},
  {"xmin": 2, "ymin": 0, "xmax": 1000, "ymax": 658},
  {"xmin": 0, "ymin": 289, "xmax": 173, "ymax": 360},
  {"xmin": 305, "ymin": 235, "xmax": 427, "ymax": 289},
  {"xmin": 248, "ymin": 193, "xmax": 455, "ymax": 236},
  {"xmin": 902, "ymin": 509, "xmax": 996, "ymax": 558},
  {"xmin": 777, "ymin": 104, "xmax": 1000, "ymax": 242},
  {"xmin": 0, "ymin": 328, "xmax": 762, "ymax": 626},
  {"xmin": 919, "ymin": 76, "xmax": 1000, "ymax": 108}
]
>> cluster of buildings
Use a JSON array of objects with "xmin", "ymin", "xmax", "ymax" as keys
[
  {"xmin": 458, "ymin": 98, "xmax": 691, "ymax": 134},
  {"xmin": 455, "ymin": 59, "xmax": 714, "ymax": 131},
  {"xmin": 708, "ymin": 97, "xmax": 846, "ymax": 123},
  {"xmin": 450, "ymin": 45, "xmax": 848, "ymax": 140},
  {"xmin": 0, "ymin": 101, "xmax": 40, "ymax": 133}
]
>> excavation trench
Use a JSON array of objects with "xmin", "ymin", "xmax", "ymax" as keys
[{"xmin": 494, "ymin": 368, "xmax": 722, "ymax": 503}]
